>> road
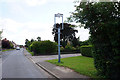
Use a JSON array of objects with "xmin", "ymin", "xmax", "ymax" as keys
[
  {"xmin": 2, "ymin": 48, "xmax": 54, "ymax": 79},
  {"xmin": 30, "ymin": 53, "xmax": 81, "ymax": 63}
]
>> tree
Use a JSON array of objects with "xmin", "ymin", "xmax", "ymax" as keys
[
  {"xmin": 71, "ymin": 37, "xmax": 80, "ymax": 47},
  {"xmin": 70, "ymin": 2, "xmax": 120, "ymax": 79},
  {"xmin": 25, "ymin": 39, "xmax": 32, "ymax": 48},
  {"xmin": 80, "ymin": 36, "xmax": 92, "ymax": 46},
  {"xmin": 31, "ymin": 39, "xmax": 34, "ymax": 43},
  {"xmin": 2, "ymin": 38, "xmax": 13, "ymax": 49},
  {"xmin": 37, "ymin": 37, "xmax": 41, "ymax": 41},
  {"xmin": 52, "ymin": 23, "xmax": 78, "ymax": 47},
  {"xmin": 25, "ymin": 39, "xmax": 29, "ymax": 47}
]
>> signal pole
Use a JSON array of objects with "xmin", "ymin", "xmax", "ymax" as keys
[{"xmin": 54, "ymin": 13, "xmax": 63, "ymax": 63}]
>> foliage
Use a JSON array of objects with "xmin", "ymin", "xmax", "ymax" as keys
[
  {"xmin": 26, "ymin": 41, "xmax": 32, "ymax": 48},
  {"xmin": 65, "ymin": 42, "xmax": 73, "ymax": 51},
  {"xmin": 19, "ymin": 45, "xmax": 24, "ymax": 48},
  {"xmin": 31, "ymin": 40, "xmax": 57, "ymax": 55},
  {"xmin": 31, "ymin": 39, "xmax": 35, "ymax": 43},
  {"xmin": 63, "ymin": 42, "xmax": 75, "ymax": 52},
  {"xmin": 47, "ymin": 56, "xmax": 98, "ymax": 78},
  {"xmin": 80, "ymin": 45, "xmax": 93, "ymax": 57},
  {"xmin": 52, "ymin": 23, "xmax": 78, "ymax": 47},
  {"xmin": 70, "ymin": 2, "xmax": 120, "ymax": 79},
  {"xmin": 60, "ymin": 46, "xmax": 64, "ymax": 52},
  {"xmin": 37, "ymin": 37, "xmax": 41, "ymax": 41},
  {"xmin": 25, "ymin": 39, "xmax": 35, "ymax": 48},
  {"xmin": 2, "ymin": 49, "xmax": 14, "ymax": 52},
  {"xmin": 25, "ymin": 37, "xmax": 40, "ymax": 48},
  {"xmin": 71, "ymin": 37, "xmax": 81, "ymax": 47},
  {"xmin": 26, "ymin": 48, "xmax": 34, "ymax": 56},
  {"xmin": 25, "ymin": 39, "xmax": 29, "ymax": 47},
  {"xmin": 80, "ymin": 40, "xmax": 89, "ymax": 46},
  {"xmin": 52, "ymin": 23, "xmax": 81, "ymax": 53},
  {"xmin": 9, "ymin": 42, "xmax": 14, "ymax": 49},
  {"xmin": 80, "ymin": 37, "xmax": 92, "ymax": 46},
  {"xmin": 75, "ymin": 45, "xmax": 81, "ymax": 53},
  {"xmin": 60, "ymin": 42, "xmax": 81, "ymax": 53},
  {"xmin": 2, "ymin": 39, "xmax": 14, "ymax": 49}
]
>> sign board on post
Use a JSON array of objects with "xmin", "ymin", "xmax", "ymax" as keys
[{"xmin": 54, "ymin": 13, "xmax": 64, "ymax": 63}]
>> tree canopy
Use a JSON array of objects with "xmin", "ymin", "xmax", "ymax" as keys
[
  {"xmin": 37, "ymin": 37, "xmax": 41, "ymax": 41},
  {"xmin": 69, "ymin": 2, "xmax": 120, "ymax": 79},
  {"xmin": 52, "ymin": 23, "xmax": 78, "ymax": 47}
]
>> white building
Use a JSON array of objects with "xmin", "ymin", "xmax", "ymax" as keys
[{"xmin": 11, "ymin": 41, "xmax": 17, "ymax": 48}]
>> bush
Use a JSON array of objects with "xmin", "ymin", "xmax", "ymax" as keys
[
  {"xmin": 9, "ymin": 42, "xmax": 14, "ymax": 49},
  {"xmin": 61, "ymin": 43, "xmax": 80, "ymax": 53},
  {"xmin": 29, "ymin": 44, "xmax": 33, "ymax": 52},
  {"xmin": 60, "ymin": 46, "xmax": 64, "ymax": 52},
  {"xmin": 26, "ymin": 48, "xmax": 34, "ymax": 56},
  {"xmin": 64, "ymin": 43, "xmax": 75, "ymax": 52},
  {"xmin": 80, "ymin": 45, "xmax": 93, "ymax": 57},
  {"xmin": 60, "ymin": 46, "xmax": 75, "ymax": 54},
  {"xmin": 32, "ymin": 40, "xmax": 57, "ymax": 55},
  {"xmin": 74, "ymin": 46, "xmax": 81, "ymax": 53}
]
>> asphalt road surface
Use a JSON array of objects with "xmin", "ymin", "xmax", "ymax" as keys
[{"xmin": 2, "ymin": 48, "xmax": 53, "ymax": 79}]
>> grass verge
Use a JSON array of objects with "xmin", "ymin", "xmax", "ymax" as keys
[
  {"xmin": 26, "ymin": 49, "xmax": 34, "ymax": 56},
  {"xmin": 47, "ymin": 56, "xmax": 99, "ymax": 78},
  {"xmin": 2, "ymin": 49, "xmax": 14, "ymax": 52}
]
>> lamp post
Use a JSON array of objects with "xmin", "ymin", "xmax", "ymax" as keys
[{"xmin": 54, "ymin": 13, "xmax": 63, "ymax": 63}]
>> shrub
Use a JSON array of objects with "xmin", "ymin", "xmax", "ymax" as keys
[
  {"xmin": 61, "ymin": 43, "xmax": 80, "ymax": 53},
  {"xmin": 80, "ymin": 45, "xmax": 93, "ymax": 57},
  {"xmin": 60, "ymin": 46, "xmax": 64, "ymax": 52},
  {"xmin": 26, "ymin": 48, "xmax": 34, "ymax": 56},
  {"xmin": 29, "ymin": 44, "xmax": 33, "ymax": 52},
  {"xmin": 74, "ymin": 46, "xmax": 81, "ymax": 53},
  {"xmin": 32, "ymin": 40, "xmax": 57, "ymax": 55},
  {"xmin": 64, "ymin": 43, "xmax": 75, "ymax": 52},
  {"xmin": 9, "ymin": 42, "xmax": 14, "ymax": 49}
]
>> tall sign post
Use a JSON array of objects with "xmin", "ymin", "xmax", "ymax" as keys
[{"xmin": 54, "ymin": 13, "xmax": 63, "ymax": 63}]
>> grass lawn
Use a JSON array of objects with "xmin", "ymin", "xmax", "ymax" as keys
[
  {"xmin": 2, "ymin": 49, "xmax": 14, "ymax": 52},
  {"xmin": 47, "ymin": 56, "xmax": 99, "ymax": 78}
]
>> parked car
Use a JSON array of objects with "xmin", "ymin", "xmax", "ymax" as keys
[{"xmin": 16, "ymin": 47, "xmax": 20, "ymax": 50}]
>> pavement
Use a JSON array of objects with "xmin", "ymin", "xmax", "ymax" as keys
[{"xmin": 24, "ymin": 49, "xmax": 91, "ymax": 79}]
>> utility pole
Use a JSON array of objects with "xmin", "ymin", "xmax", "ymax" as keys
[{"xmin": 54, "ymin": 13, "xmax": 63, "ymax": 63}]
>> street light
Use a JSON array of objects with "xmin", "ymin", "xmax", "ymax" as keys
[{"xmin": 54, "ymin": 13, "xmax": 64, "ymax": 63}]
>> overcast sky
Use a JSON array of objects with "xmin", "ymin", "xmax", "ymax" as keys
[{"xmin": 0, "ymin": 0, "xmax": 90, "ymax": 45}]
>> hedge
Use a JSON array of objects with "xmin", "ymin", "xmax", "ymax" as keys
[
  {"xmin": 80, "ymin": 45, "xmax": 93, "ymax": 57},
  {"xmin": 31, "ymin": 40, "xmax": 57, "ymax": 55}
]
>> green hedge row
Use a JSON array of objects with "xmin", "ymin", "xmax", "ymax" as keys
[
  {"xmin": 80, "ymin": 45, "xmax": 93, "ymax": 57},
  {"xmin": 30, "ymin": 40, "xmax": 57, "ymax": 55}
]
